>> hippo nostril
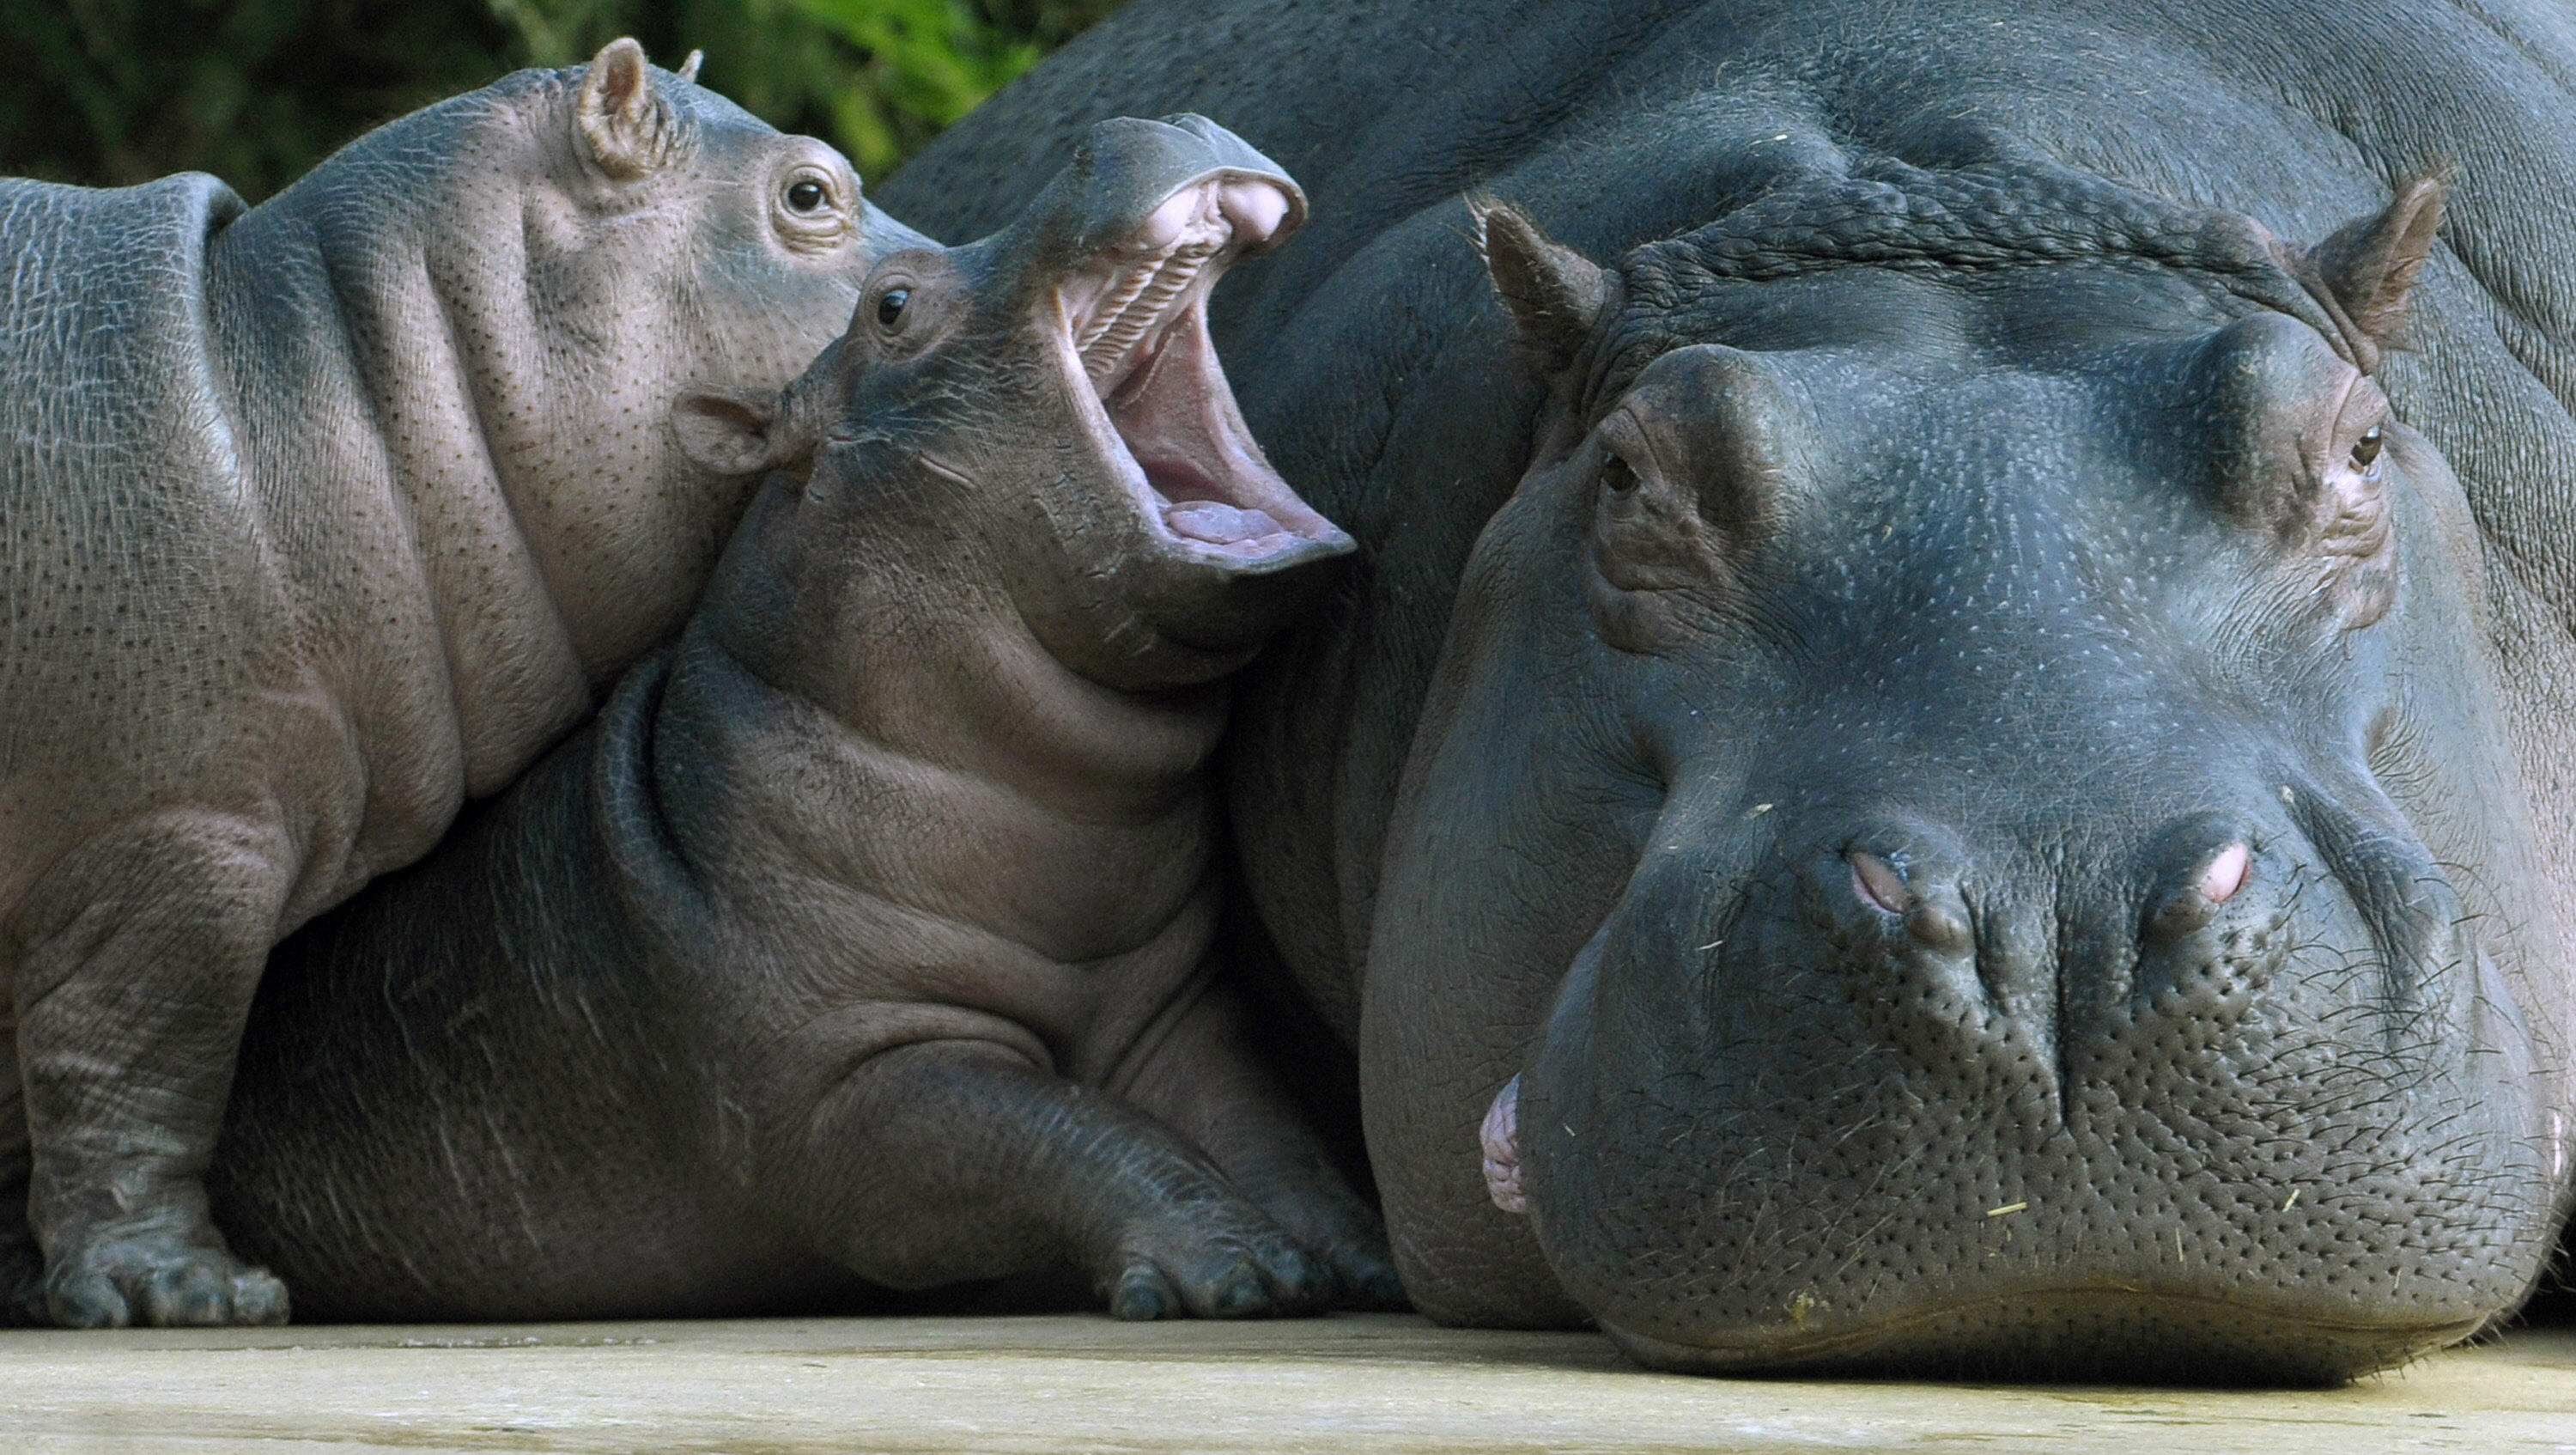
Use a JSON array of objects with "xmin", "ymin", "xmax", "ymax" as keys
[
  {"xmin": 2145, "ymin": 842, "xmax": 2253, "ymax": 941},
  {"xmin": 2200, "ymin": 842, "xmax": 2252, "ymax": 904},
  {"xmin": 1849, "ymin": 850, "xmax": 1911, "ymax": 916},
  {"xmin": 1905, "ymin": 899, "xmax": 1971, "ymax": 952}
]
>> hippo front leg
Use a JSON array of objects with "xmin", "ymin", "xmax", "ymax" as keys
[
  {"xmin": 786, "ymin": 1041, "xmax": 1331, "ymax": 1319},
  {"xmin": 1112, "ymin": 975, "xmax": 1406, "ymax": 1309},
  {"xmin": 10, "ymin": 815, "xmax": 291, "ymax": 1327}
]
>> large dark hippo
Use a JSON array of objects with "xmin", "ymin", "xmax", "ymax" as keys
[
  {"xmin": 200, "ymin": 118, "xmax": 1391, "ymax": 1321},
  {"xmin": 882, "ymin": 0, "xmax": 2576, "ymax": 1379},
  {"xmin": 0, "ymin": 40, "xmax": 927, "ymax": 1327}
]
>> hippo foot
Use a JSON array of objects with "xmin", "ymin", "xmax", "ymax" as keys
[
  {"xmin": 42, "ymin": 1231, "xmax": 289, "ymax": 1328},
  {"xmin": 1231, "ymin": 1163, "xmax": 1408, "ymax": 1310},
  {"xmin": 1099, "ymin": 1217, "xmax": 1331, "ymax": 1320},
  {"xmin": 1322, "ymin": 1232, "xmax": 1409, "ymax": 1312}
]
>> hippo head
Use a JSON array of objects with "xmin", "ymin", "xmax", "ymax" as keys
[
  {"xmin": 282, "ymin": 38, "xmax": 934, "ymax": 684},
  {"xmin": 1370, "ymin": 163, "xmax": 2572, "ymax": 1381},
  {"xmin": 671, "ymin": 115, "xmax": 1353, "ymax": 691}
]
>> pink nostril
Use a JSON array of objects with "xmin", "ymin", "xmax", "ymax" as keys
[
  {"xmin": 2199, "ymin": 842, "xmax": 2252, "ymax": 904},
  {"xmin": 1849, "ymin": 850, "xmax": 1911, "ymax": 916},
  {"xmin": 1218, "ymin": 180, "xmax": 1291, "ymax": 243}
]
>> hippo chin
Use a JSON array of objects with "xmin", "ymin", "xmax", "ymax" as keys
[
  {"xmin": 204, "ymin": 118, "xmax": 1388, "ymax": 1323},
  {"xmin": 0, "ymin": 40, "xmax": 927, "ymax": 1328},
  {"xmin": 886, "ymin": 0, "xmax": 2576, "ymax": 1382}
]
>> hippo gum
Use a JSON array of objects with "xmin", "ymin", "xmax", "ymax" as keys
[
  {"xmin": 200, "ymin": 118, "xmax": 1394, "ymax": 1321},
  {"xmin": 0, "ymin": 39, "xmax": 930, "ymax": 1327}
]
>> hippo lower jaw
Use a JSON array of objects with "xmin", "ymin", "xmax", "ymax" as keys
[
  {"xmin": 1477, "ymin": 1062, "xmax": 2510, "ymax": 1385},
  {"xmin": 1057, "ymin": 178, "xmax": 1352, "ymax": 576}
]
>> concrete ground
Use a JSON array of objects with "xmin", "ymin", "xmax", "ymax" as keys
[{"xmin": 2, "ymin": 1313, "xmax": 2571, "ymax": 1454}]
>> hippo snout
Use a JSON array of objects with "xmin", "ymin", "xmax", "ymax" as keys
[{"xmin": 1507, "ymin": 776, "xmax": 2552, "ymax": 1382}]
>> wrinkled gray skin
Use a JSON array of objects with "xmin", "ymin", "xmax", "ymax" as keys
[
  {"xmin": 887, "ymin": 0, "xmax": 2576, "ymax": 1381},
  {"xmin": 0, "ymin": 40, "xmax": 927, "ymax": 1328},
  {"xmin": 203, "ymin": 118, "xmax": 1394, "ymax": 1322}
]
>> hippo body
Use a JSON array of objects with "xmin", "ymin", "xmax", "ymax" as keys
[
  {"xmin": 0, "ymin": 42, "xmax": 925, "ymax": 1326},
  {"xmin": 204, "ymin": 119, "xmax": 1391, "ymax": 1320},
  {"xmin": 884, "ymin": 0, "xmax": 2576, "ymax": 1378}
]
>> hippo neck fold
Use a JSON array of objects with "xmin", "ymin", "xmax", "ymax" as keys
[{"xmin": 653, "ymin": 478, "xmax": 1230, "ymax": 954}]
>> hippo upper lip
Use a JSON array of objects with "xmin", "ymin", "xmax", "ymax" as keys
[{"xmin": 1054, "ymin": 180, "xmax": 1352, "ymax": 569}]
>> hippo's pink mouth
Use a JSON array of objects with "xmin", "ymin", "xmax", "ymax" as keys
[{"xmin": 1054, "ymin": 178, "xmax": 1347, "ymax": 568}]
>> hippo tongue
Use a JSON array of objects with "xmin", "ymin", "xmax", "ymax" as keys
[{"xmin": 1163, "ymin": 501, "xmax": 1285, "ymax": 546}]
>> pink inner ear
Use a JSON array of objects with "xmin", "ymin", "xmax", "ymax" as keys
[{"xmin": 2200, "ymin": 843, "xmax": 2252, "ymax": 904}]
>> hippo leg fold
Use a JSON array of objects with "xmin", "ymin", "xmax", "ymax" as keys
[
  {"xmin": 790, "ymin": 1041, "xmax": 1327, "ymax": 1319},
  {"xmin": 12, "ymin": 815, "xmax": 290, "ymax": 1328},
  {"xmin": 1112, "ymin": 975, "xmax": 1406, "ymax": 1310}
]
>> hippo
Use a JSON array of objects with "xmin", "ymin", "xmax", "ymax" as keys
[
  {"xmin": 879, "ymin": 0, "xmax": 2576, "ymax": 1380},
  {"xmin": 0, "ymin": 40, "xmax": 931, "ymax": 1328},
  {"xmin": 196, "ymin": 116, "xmax": 1390, "ymax": 1322}
]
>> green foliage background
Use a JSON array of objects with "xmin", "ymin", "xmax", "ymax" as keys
[{"xmin": 1, "ymin": 0, "xmax": 1124, "ymax": 201}]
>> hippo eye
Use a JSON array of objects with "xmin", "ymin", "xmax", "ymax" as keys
[
  {"xmin": 2351, "ymin": 424, "xmax": 2385, "ymax": 473},
  {"xmin": 1601, "ymin": 449, "xmax": 1638, "ymax": 496},
  {"xmin": 785, "ymin": 179, "xmax": 830, "ymax": 214},
  {"xmin": 876, "ymin": 288, "xmax": 911, "ymax": 329}
]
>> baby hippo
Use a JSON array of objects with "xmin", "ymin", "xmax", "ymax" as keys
[{"xmin": 203, "ymin": 117, "xmax": 1388, "ymax": 1320}]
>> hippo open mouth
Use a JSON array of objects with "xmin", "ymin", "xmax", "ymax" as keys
[{"xmin": 1055, "ymin": 174, "xmax": 1346, "ymax": 571}]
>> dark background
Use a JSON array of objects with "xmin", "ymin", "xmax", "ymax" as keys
[{"xmin": 0, "ymin": 0, "xmax": 1125, "ymax": 200}]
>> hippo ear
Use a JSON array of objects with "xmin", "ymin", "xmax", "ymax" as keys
[
  {"xmin": 674, "ymin": 50, "xmax": 704, "ymax": 85},
  {"xmin": 1475, "ymin": 199, "xmax": 1609, "ymax": 375},
  {"xmin": 578, "ymin": 38, "xmax": 686, "ymax": 180},
  {"xmin": 2306, "ymin": 177, "xmax": 2445, "ymax": 367},
  {"xmin": 671, "ymin": 388, "xmax": 787, "ymax": 477}
]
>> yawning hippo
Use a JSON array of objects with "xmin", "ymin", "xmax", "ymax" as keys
[
  {"xmin": 0, "ymin": 40, "xmax": 927, "ymax": 1327},
  {"xmin": 884, "ymin": 0, "xmax": 2576, "ymax": 1380},
  {"xmin": 199, "ymin": 117, "xmax": 1387, "ymax": 1320}
]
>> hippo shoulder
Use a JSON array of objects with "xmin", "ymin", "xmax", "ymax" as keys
[
  {"xmin": 0, "ymin": 172, "xmax": 257, "ymax": 597},
  {"xmin": 0, "ymin": 172, "xmax": 246, "ymax": 478}
]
